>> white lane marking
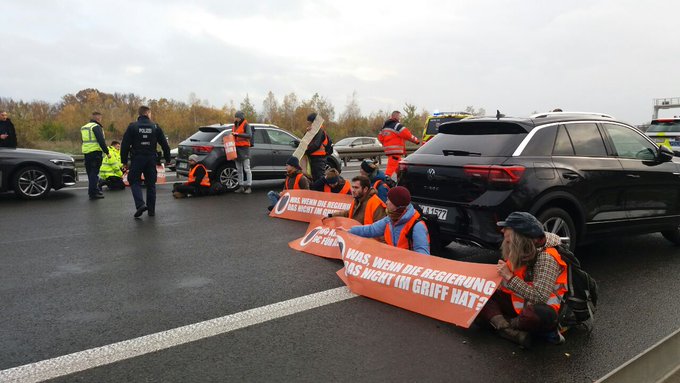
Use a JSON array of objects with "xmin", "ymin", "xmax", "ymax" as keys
[{"xmin": 0, "ymin": 287, "xmax": 356, "ymax": 383}]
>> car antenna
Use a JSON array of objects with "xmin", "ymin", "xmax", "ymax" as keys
[{"xmin": 496, "ymin": 110, "xmax": 505, "ymax": 120}]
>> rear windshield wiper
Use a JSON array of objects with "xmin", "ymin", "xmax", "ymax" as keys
[{"xmin": 442, "ymin": 149, "xmax": 481, "ymax": 156}]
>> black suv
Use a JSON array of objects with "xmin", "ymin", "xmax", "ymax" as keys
[
  {"xmin": 399, "ymin": 112, "xmax": 680, "ymax": 250},
  {"xmin": 176, "ymin": 124, "xmax": 342, "ymax": 190}
]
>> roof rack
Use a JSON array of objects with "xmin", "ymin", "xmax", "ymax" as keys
[
  {"xmin": 530, "ymin": 111, "xmax": 615, "ymax": 119},
  {"xmin": 432, "ymin": 111, "xmax": 474, "ymax": 116}
]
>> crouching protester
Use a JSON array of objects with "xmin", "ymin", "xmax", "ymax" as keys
[
  {"xmin": 311, "ymin": 168, "xmax": 351, "ymax": 195},
  {"xmin": 347, "ymin": 186, "xmax": 429, "ymax": 255},
  {"xmin": 476, "ymin": 211, "xmax": 567, "ymax": 348},
  {"xmin": 172, "ymin": 154, "xmax": 210, "ymax": 198},
  {"xmin": 267, "ymin": 156, "xmax": 310, "ymax": 211}
]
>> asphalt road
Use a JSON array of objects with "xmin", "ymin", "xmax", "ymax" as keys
[{"xmin": 1, "ymin": 164, "xmax": 680, "ymax": 382}]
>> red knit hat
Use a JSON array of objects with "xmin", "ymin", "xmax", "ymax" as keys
[{"xmin": 387, "ymin": 186, "xmax": 411, "ymax": 207}]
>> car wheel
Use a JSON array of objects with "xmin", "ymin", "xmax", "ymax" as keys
[
  {"xmin": 13, "ymin": 166, "xmax": 52, "ymax": 199},
  {"xmin": 661, "ymin": 227, "xmax": 680, "ymax": 245},
  {"xmin": 216, "ymin": 164, "xmax": 239, "ymax": 191},
  {"xmin": 537, "ymin": 207, "xmax": 576, "ymax": 250}
]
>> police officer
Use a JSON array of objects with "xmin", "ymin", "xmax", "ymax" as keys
[
  {"xmin": 81, "ymin": 112, "xmax": 110, "ymax": 200},
  {"xmin": 120, "ymin": 106, "xmax": 171, "ymax": 218}
]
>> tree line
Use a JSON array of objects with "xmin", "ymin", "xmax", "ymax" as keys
[{"xmin": 0, "ymin": 88, "xmax": 484, "ymax": 153}]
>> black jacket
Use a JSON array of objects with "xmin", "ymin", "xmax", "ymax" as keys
[
  {"xmin": 89, "ymin": 120, "xmax": 109, "ymax": 155},
  {"xmin": 0, "ymin": 118, "xmax": 17, "ymax": 148},
  {"xmin": 120, "ymin": 116, "xmax": 171, "ymax": 163},
  {"xmin": 305, "ymin": 129, "xmax": 329, "ymax": 157}
]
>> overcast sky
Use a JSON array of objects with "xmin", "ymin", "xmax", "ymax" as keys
[{"xmin": 2, "ymin": 0, "xmax": 680, "ymax": 124}]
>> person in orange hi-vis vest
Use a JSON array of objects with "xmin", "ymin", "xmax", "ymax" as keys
[
  {"xmin": 304, "ymin": 112, "xmax": 332, "ymax": 182},
  {"xmin": 476, "ymin": 212, "xmax": 568, "ymax": 348},
  {"xmin": 232, "ymin": 110, "xmax": 253, "ymax": 194},
  {"xmin": 377, "ymin": 110, "xmax": 420, "ymax": 178},
  {"xmin": 172, "ymin": 154, "xmax": 211, "ymax": 198},
  {"xmin": 327, "ymin": 175, "xmax": 386, "ymax": 226},
  {"xmin": 267, "ymin": 156, "xmax": 310, "ymax": 212},
  {"xmin": 345, "ymin": 186, "xmax": 429, "ymax": 254},
  {"xmin": 311, "ymin": 168, "xmax": 351, "ymax": 195}
]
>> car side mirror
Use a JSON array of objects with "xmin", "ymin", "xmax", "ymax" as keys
[
  {"xmin": 658, "ymin": 145, "xmax": 674, "ymax": 162},
  {"xmin": 291, "ymin": 139, "xmax": 300, "ymax": 148}
]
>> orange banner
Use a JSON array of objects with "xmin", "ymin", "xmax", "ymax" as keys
[
  {"xmin": 123, "ymin": 164, "xmax": 166, "ymax": 186},
  {"xmin": 289, "ymin": 217, "xmax": 362, "ymax": 259},
  {"xmin": 335, "ymin": 231, "xmax": 502, "ymax": 328},
  {"xmin": 269, "ymin": 189, "xmax": 354, "ymax": 222},
  {"xmin": 223, "ymin": 134, "xmax": 237, "ymax": 160}
]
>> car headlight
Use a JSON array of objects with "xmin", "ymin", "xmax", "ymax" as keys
[{"xmin": 50, "ymin": 159, "xmax": 75, "ymax": 167}]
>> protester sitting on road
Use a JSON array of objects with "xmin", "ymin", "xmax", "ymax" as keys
[
  {"xmin": 347, "ymin": 186, "xmax": 429, "ymax": 254},
  {"xmin": 172, "ymin": 154, "xmax": 211, "ymax": 198},
  {"xmin": 359, "ymin": 159, "xmax": 389, "ymax": 202},
  {"xmin": 311, "ymin": 168, "xmax": 351, "ymax": 195},
  {"xmin": 476, "ymin": 211, "xmax": 567, "ymax": 348},
  {"xmin": 327, "ymin": 175, "xmax": 386, "ymax": 225},
  {"xmin": 267, "ymin": 156, "xmax": 310, "ymax": 211},
  {"xmin": 98, "ymin": 140, "xmax": 125, "ymax": 191}
]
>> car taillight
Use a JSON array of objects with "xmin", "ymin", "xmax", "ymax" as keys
[
  {"xmin": 463, "ymin": 165, "xmax": 525, "ymax": 184},
  {"xmin": 193, "ymin": 146, "xmax": 213, "ymax": 154}
]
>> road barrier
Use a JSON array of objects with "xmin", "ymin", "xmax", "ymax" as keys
[
  {"xmin": 336, "ymin": 147, "xmax": 418, "ymax": 167},
  {"xmin": 596, "ymin": 327, "xmax": 680, "ymax": 383}
]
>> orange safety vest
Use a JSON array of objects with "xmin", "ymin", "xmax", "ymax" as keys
[
  {"xmin": 187, "ymin": 164, "xmax": 211, "ymax": 187},
  {"xmin": 384, "ymin": 210, "xmax": 429, "ymax": 250},
  {"xmin": 324, "ymin": 180, "xmax": 351, "ymax": 195},
  {"xmin": 348, "ymin": 194, "xmax": 386, "ymax": 225},
  {"xmin": 233, "ymin": 120, "xmax": 251, "ymax": 147},
  {"xmin": 309, "ymin": 130, "xmax": 329, "ymax": 157},
  {"xmin": 501, "ymin": 247, "xmax": 568, "ymax": 314},
  {"xmin": 378, "ymin": 122, "xmax": 417, "ymax": 156},
  {"xmin": 372, "ymin": 179, "xmax": 391, "ymax": 191},
  {"xmin": 284, "ymin": 173, "xmax": 304, "ymax": 190}
]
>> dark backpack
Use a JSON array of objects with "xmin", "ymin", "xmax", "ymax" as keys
[
  {"xmin": 406, "ymin": 204, "xmax": 443, "ymax": 256},
  {"xmin": 555, "ymin": 245, "xmax": 598, "ymax": 332}
]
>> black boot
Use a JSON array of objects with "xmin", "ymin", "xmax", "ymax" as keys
[{"xmin": 489, "ymin": 315, "xmax": 532, "ymax": 348}]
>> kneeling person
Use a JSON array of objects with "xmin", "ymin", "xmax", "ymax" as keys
[
  {"xmin": 347, "ymin": 186, "xmax": 429, "ymax": 255},
  {"xmin": 173, "ymin": 154, "xmax": 210, "ymax": 198},
  {"xmin": 98, "ymin": 140, "xmax": 125, "ymax": 190},
  {"xmin": 312, "ymin": 168, "xmax": 351, "ymax": 195},
  {"xmin": 267, "ymin": 156, "xmax": 310, "ymax": 211}
]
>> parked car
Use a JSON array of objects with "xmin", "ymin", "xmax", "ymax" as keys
[
  {"xmin": 421, "ymin": 111, "xmax": 473, "ymax": 143},
  {"xmin": 175, "ymin": 124, "xmax": 342, "ymax": 190},
  {"xmin": 645, "ymin": 117, "xmax": 680, "ymax": 154},
  {"xmin": 399, "ymin": 111, "xmax": 680, "ymax": 250},
  {"xmin": 334, "ymin": 136, "xmax": 382, "ymax": 163},
  {"xmin": 0, "ymin": 147, "xmax": 78, "ymax": 199}
]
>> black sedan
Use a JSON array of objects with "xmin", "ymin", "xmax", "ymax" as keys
[{"xmin": 0, "ymin": 147, "xmax": 78, "ymax": 199}]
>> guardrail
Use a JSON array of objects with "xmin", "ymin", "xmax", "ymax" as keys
[
  {"xmin": 336, "ymin": 147, "xmax": 418, "ymax": 167},
  {"xmin": 71, "ymin": 153, "xmax": 177, "ymax": 168}
]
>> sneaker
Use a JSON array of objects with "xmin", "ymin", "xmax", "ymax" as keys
[
  {"xmin": 234, "ymin": 187, "xmax": 244, "ymax": 193},
  {"xmin": 148, "ymin": 210, "xmax": 155, "ymax": 217},
  {"xmin": 173, "ymin": 191, "xmax": 186, "ymax": 199},
  {"xmin": 244, "ymin": 186, "xmax": 252, "ymax": 194},
  {"xmin": 89, "ymin": 194, "xmax": 104, "ymax": 200},
  {"xmin": 542, "ymin": 329, "xmax": 565, "ymax": 345},
  {"xmin": 134, "ymin": 205, "xmax": 148, "ymax": 218}
]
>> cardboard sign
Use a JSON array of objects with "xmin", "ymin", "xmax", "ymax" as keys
[
  {"xmin": 223, "ymin": 134, "xmax": 237, "ymax": 160},
  {"xmin": 335, "ymin": 231, "xmax": 502, "ymax": 328},
  {"xmin": 289, "ymin": 217, "xmax": 361, "ymax": 259},
  {"xmin": 270, "ymin": 189, "xmax": 354, "ymax": 222},
  {"xmin": 123, "ymin": 164, "xmax": 166, "ymax": 186},
  {"xmin": 292, "ymin": 116, "xmax": 325, "ymax": 159}
]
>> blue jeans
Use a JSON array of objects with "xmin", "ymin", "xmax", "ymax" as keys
[
  {"xmin": 84, "ymin": 151, "xmax": 103, "ymax": 197},
  {"xmin": 267, "ymin": 191, "xmax": 280, "ymax": 207},
  {"xmin": 128, "ymin": 154, "xmax": 157, "ymax": 211}
]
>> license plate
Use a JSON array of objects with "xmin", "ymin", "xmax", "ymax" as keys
[
  {"xmin": 420, "ymin": 205, "xmax": 448, "ymax": 220},
  {"xmin": 178, "ymin": 162, "xmax": 188, "ymax": 169}
]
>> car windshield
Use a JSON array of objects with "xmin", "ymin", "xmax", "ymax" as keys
[
  {"xmin": 647, "ymin": 120, "xmax": 680, "ymax": 133},
  {"xmin": 426, "ymin": 117, "xmax": 468, "ymax": 135},
  {"xmin": 187, "ymin": 128, "xmax": 222, "ymax": 142},
  {"xmin": 335, "ymin": 138, "xmax": 354, "ymax": 146},
  {"xmin": 419, "ymin": 121, "xmax": 528, "ymax": 156}
]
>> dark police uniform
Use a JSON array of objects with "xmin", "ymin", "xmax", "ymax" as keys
[{"xmin": 120, "ymin": 115, "xmax": 171, "ymax": 216}]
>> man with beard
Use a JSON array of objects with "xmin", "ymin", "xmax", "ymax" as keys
[
  {"xmin": 476, "ymin": 212, "xmax": 567, "ymax": 348},
  {"xmin": 327, "ymin": 175, "xmax": 386, "ymax": 225},
  {"xmin": 345, "ymin": 186, "xmax": 429, "ymax": 254},
  {"xmin": 267, "ymin": 156, "xmax": 310, "ymax": 211}
]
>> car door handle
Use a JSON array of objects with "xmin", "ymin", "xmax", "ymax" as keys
[
  {"xmin": 562, "ymin": 173, "xmax": 580, "ymax": 180},
  {"xmin": 626, "ymin": 174, "xmax": 640, "ymax": 178}
]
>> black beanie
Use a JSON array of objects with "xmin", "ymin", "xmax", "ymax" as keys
[{"xmin": 307, "ymin": 112, "xmax": 318, "ymax": 122}]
